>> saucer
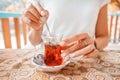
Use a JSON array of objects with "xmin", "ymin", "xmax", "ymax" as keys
[{"xmin": 32, "ymin": 54, "xmax": 70, "ymax": 72}]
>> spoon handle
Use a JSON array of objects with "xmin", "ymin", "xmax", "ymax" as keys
[{"xmin": 42, "ymin": 17, "xmax": 51, "ymax": 36}]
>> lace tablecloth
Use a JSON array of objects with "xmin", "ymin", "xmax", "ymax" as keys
[{"xmin": 0, "ymin": 49, "xmax": 120, "ymax": 80}]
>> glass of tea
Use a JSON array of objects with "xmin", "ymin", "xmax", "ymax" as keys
[{"xmin": 42, "ymin": 33, "xmax": 63, "ymax": 66}]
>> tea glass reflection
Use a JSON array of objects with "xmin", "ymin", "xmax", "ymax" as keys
[{"xmin": 42, "ymin": 34, "xmax": 63, "ymax": 66}]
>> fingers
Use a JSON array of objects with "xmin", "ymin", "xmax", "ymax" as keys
[
  {"xmin": 85, "ymin": 49, "xmax": 99, "ymax": 58},
  {"xmin": 61, "ymin": 33, "xmax": 90, "ymax": 46},
  {"xmin": 60, "ymin": 33, "xmax": 96, "ymax": 59},
  {"xmin": 27, "ymin": 4, "xmax": 41, "ymax": 19},
  {"xmin": 23, "ymin": 3, "xmax": 44, "ymax": 23},
  {"xmin": 63, "ymin": 40, "xmax": 86, "ymax": 55},
  {"xmin": 22, "ymin": 0, "xmax": 49, "ymax": 31},
  {"xmin": 23, "ymin": 3, "xmax": 41, "ymax": 24},
  {"xmin": 62, "ymin": 37, "xmax": 94, "ymax": 54},
  {"xmin": 22, "ymin": 15, "xmax": 43, "ymax": 30},
  {"xmin": 70, "ymin": 44, "xmax": 95, "ymax": 58},
  {"xmin": 22, "ymin": 15, "xmax": 31, "ymax": 24},
  {"xmin": 30, "ymin": 0, "xmax": 49, "ymax": 18},
  {"xmin": 24, "ymin": 10, "xmax": 40, "ymax": 23},
  {"xmin": 28, "ymin": 21, "xmax": 44, "ymax": 30},
  {"xmin": 83, "ymin": 38, "xmax": 94, "ymax": 45},
  {"xmin": 30, "ymin": 0, "xmax": 43, "ymax": 15},
  {"xmin": 60, "ymin": 41, "xmax": 76, "ymax": 50}
]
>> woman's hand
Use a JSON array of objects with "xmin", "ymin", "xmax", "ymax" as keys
[
  {"xmin": 60, "ymin": 33, "xmax": 98, "ymax": 58},
  {"xmin": 22, "ymin": 1, "xmax": 49, "ymax": 31},
  {"xmin": 22, "ymin": 1, "xmax": 49, "ymax": 45}
]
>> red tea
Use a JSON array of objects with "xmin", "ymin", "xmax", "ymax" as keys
[{"xmin": 44, "ymin": 44, "xmax": 63, "ymax": 66}]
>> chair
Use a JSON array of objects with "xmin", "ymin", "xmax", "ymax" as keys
[
  {"xmin": 108, "ymin": 13, "xmax": 120, "ymax": 43},
  {"xmin": 105, "ymin": 13, "xmax": 120, "ymax": 50},
  {"xmin": 0, "ymin": 12, "xmax": 27, "ymax": 48}
]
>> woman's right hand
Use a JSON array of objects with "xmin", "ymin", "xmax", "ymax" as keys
[{"xmin": 22, "ymin": 1, "xmax": 49, "ymax": 31}]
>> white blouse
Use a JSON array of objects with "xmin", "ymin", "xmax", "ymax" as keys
[
  {"xmin": 26, "ymin": 0, "xmax": 110, "ymax": 48},
  {"xmin": 42, "ymin": 0, "xmax": 110, "ymax": 39}
]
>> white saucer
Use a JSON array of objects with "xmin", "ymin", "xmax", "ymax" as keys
[{"xmin": 32, "ymin": 54, "xmax": 70, "ymax": 72}]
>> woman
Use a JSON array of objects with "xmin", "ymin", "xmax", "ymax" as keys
[{"xmin": 22, "ymin": 0, "xmax": 110, "ymax": 59}]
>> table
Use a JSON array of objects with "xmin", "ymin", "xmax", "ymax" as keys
[{"xmin": 0, "ymin": 49, "xmax": 120, "ymax": 80}]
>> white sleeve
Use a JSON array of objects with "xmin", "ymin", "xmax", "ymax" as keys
[{"xmin": 100, "ymin": 0, "xmax": 111, "ymax": 8}]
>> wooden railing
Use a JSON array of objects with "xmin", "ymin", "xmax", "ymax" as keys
[
  {"xmin": 0, "ymin": 11, "xmax": 27, "ymax": 48},
  {"xmin": 108, "ymin": 13, "xmax": 120, "ymax": 43}
]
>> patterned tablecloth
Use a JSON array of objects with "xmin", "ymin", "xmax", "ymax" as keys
[{"xmin": 0, "ymin": 49, "xmax": 120, "ymax": 80}]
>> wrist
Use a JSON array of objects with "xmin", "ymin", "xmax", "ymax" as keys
[
  {"xmin": 29, "ymin": 28, "xmax": 43, "ymax": 45},
  {"xmin": 32, "ymin": 27, "xmax": 43, "ymax": 33}
]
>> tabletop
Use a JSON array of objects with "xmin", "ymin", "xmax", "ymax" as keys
[{"xmin": 0, "ymin": 49, "xmax": 120, "ymax": 80}]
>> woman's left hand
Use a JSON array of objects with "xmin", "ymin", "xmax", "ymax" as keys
[{"xmin": 60, "ymin": 33, "xmax": 99, "ymax": 58}]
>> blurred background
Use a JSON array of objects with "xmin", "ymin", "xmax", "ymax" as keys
[
  {"xmin": 109, "ymin": 0, "xmax": 120, "ymax": 13},
  {"xmin": 0, "ymin": 0, "xmax": 27, "ymax": 12},
  {"xmin": 0, "ymin": 0, "xmax": 120, "ymax": 49},
  {"xmin": 0, "ymin": 0, "xmax": 28, "ymax": 49}
]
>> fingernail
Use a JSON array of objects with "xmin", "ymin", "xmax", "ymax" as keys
[{"xmin": 41, "ymin": 11, "xmax": 46, "ymax": 16}]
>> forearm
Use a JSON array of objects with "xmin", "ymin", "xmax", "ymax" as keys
[
  {"xmin": 29, "ymin": 28, "xmax": 43, "ymax": 46},
  {"xmin": 95, "ymin": 36, "xmax": 109, "ymax": 50}
]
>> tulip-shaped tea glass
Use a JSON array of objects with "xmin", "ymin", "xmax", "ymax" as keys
[{"xmin": 42, "ymin": 33, "xmax": 63, "ymax": 66}]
